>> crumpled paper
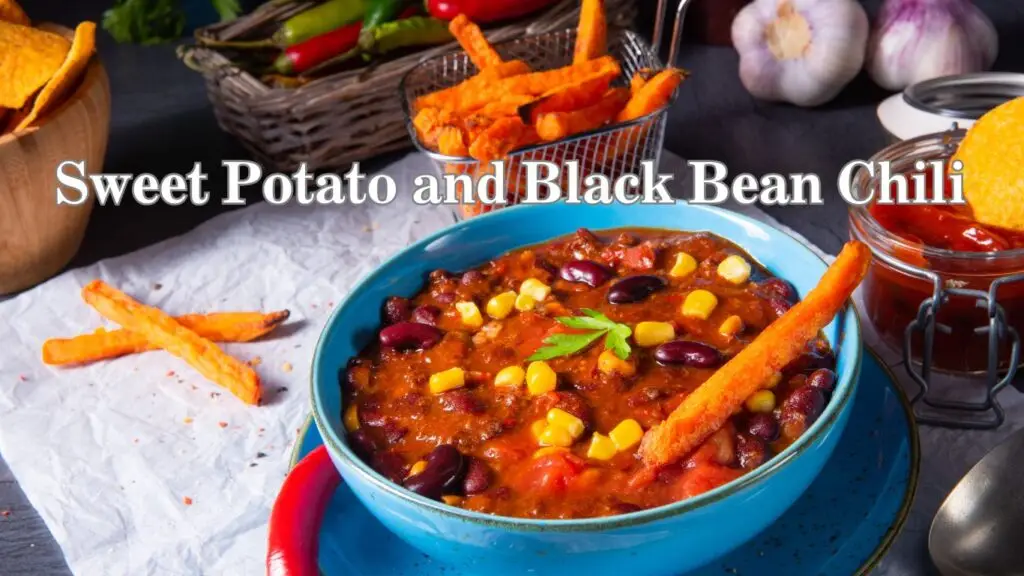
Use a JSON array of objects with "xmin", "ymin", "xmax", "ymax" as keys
[{"xmin": 0, "ymin": 150, "xmax": 1020, "ymax": 575}]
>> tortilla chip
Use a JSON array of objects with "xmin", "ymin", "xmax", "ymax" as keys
[
  {"xmin": 0, "ymin": 0, "xmax": 28, "ymax": 26},
  {"xmin": 0, "ymin": 21, "xmax": 70, "ymax": 109},
  {"xmin": 16, "ymin": 21, "xmax": 96, "ymax": 131},
  {"xmin": 954, "ymin": 96, "xmax": 1024, "ymax": 231}
]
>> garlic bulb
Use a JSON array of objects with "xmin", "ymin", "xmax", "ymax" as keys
[
  {"xmin": 732, "ymin": 0, "xmax": 869, "ymax": 107},
  {"xmin": 867, "ymin": 0, "xmax": 998, "ymax": 91}
]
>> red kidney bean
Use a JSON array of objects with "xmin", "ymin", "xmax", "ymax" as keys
[
  {"xmin": 746, "ymin": 413, "xmax": 779, "ymax": 442},
  {"xmin": 381, "ymin": 421, "xmax": 408, "ymax": 444},
  {"xmin": 736, "ymin": 434, "xmax": 768, "ymax": 469},
  {"xmin": 785, "ymin": 348, "xmax": 836, "ymax": 375},
  {"xmin": 654, "ymin": 340, "xmax": 723, "ymax": 368},
  {"xmin": 461, "ymin": 270, "xmax": 485, "ymax": 285},
  {"xmin": 759, "ymin": 278, "xmax": 797, "ymax": 303},
  {"xmin": 807, "ymin": 368, "xmax": 836, "ymax": 395},
  {"xmin": 358, "ymin": 400, "xmax": 387, "ymax": 428},
  {"xmin": 347, "ymin": 428, "xmax": 376, "ymax": 460},
  {"xmin": 439, "ymin": 389, "xmax": 484, "ymax": 414},
  {"xmin": 411, "ymin": 305, "xmax": 441, "ymax": 326},
  {"xmin": 553, "ymin": 391, "xmax": 593, "ymax": 429},
  {"xmin": 783, "ymin": 386, "xmax": 826, "ymax": 424},
  {"xmin": 429, "ymin": 270, "xmax": 455, "ymax": 282},
  {"xmin": 462, "ymin": 458, "xmax": 491, "ymax": 494},
  {"xmin": 382, "ymin": 296, "xmax": 413, "ymax": 325},
  {"xmin": 560, "ymin": 260, "xmax": 613, "ymax": 287},
  {"xmin": 766, "ymin": 297, "xmax": 791, "ymax": 319},
  {"xmin": 404, "ymin": 445, "xmax": 466, "ymax": 500},
  {"xmin": 607, "ymin": 275, "xmax": 666, "ymax": 304},
  {"xmin": 379, "ymin": 322, "xmax": 443, "ymax": 351},
  {"xmin": 371, "ymin": 451, "xmax": 408, "ymax": 484},
  {"xmin": 434, "ymin": 292, "xmax": 456, "ymax": 305},
  {"xmin": 612, "ymin": 501, "xmax": 643, "ymax": 514}
]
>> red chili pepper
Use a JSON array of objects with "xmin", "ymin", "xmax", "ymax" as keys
[
  {"xmin": 274, "ymin": 6, "xmax": 421, "ymax": 75},
  {"xmin": 425, "ymin": 0, "xmax": 560, "ymax": 23},
  {"xmin": 266, "ymin": 446, "xmax": 341, "ymax": 576},
  {"xmin": 871, "ymin": 203, "xmax": 1011, "ymax": 253}
]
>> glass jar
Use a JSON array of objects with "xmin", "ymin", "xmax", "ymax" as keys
[{"xmin": 848, "ymin": 131, "xmax": 1024, "ymax": 375}]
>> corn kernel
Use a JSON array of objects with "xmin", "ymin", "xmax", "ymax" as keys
[
  {"xmin": 526, "ymin": 361, "xmax": 557, "ymax": 395},
  {"xmin": 428, "ymin": 367, "xmax": 465, "ymax": 394},
  {"xmin": 587, "ymin": 432, "xmax": 617, "ymax": 461},
  {"xmin": 682, "ymin": 289, "xmax": 718, "ymax": 320},
  {"xmin": 343, "ymin": 404, "xmax": 360, "ymax": 432},
  {"xmin": 546, "ymin": 408, "xmax": 585, "ymax": 438},
  {"xmin": 514, "ymin": 293, "xmax": 536, "ymax": 311},
  {"xmin": 717, "ymin": 255, "xmax": 752, "ymax": 285},
  {"xmin": 597, "ymin": 349, "xmax": 636, "ymax": 377},
  {"xmin": 494, "ymin": 365, "xmax": 526, "ymax": 388},
  {"xmin": 538, "ymin": 424, "xmax": 575, "ymax": 447},
  {"xmin": 442, "ymin": 495, "xmax": 463, "ymax": 506},
  {"xmin": 533, "ymin": 446, "xmax": 568, "ymax": 459},
  {"xmin": 455, "ymin": 301, "xmax": 484, "ymax": 328},
  {"xmin": 670, "ymin": 252, "xmax": 698, "ymax": 278},
  {"xmin": 407, "ymin": 460, "xmax": 428, "ymax": 478},
  {"xmin": 486, "ymin": 291, "xmax": 517, "ymax": 320},
  {"xmin": 519, "ymin": 278, "xmax": 551, "ymax": 302},
  {"xmin": 609, "ymin": 419, "xmax": 644, "ymax": 451},
  {"xmin": 633, "ymin": 321, "xmax": 676, "ymax": 347},
  {"xmin": 767, "ymin": 372, "xmax": 783, "ymax": 389},
  {"xmin": 745, "ymin": 390, "xmax": 777, "ymax": 413},
  {"xmin": 719, "ymin": 315, "xmax": 745, "ymax": 338},
  {"xmin": 530, "ymin": 419, "xmax": 548, "ymax": 440}
]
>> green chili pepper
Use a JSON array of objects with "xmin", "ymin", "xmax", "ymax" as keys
[
  {"xmin": 357, "ymin": 0, "xmax": 417, "ymax": 49},
  {"xmin": 368, "ymin": 16, "xmax": 453, "ymax": 54},
  {"xmin": 277, "ymin": 0, "xmax": 368, "ymax": 46}
]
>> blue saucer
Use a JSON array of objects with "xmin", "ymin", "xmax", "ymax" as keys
[{"xmin": 290, "ymin": 350, "xmax": 918, "ymax": 575}]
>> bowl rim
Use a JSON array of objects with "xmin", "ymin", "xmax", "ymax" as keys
[
  {"xmin": 0, "ymin": 25, "xmax": 104, "ymax": 147},
  {"xmin": 310, "ymin": 202, "xmax": 863, "ymax": 530}
]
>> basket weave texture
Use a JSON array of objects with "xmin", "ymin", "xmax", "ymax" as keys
[{"xmin": 183, "ymin": 0, "xmax": 637, "ymax": 173}]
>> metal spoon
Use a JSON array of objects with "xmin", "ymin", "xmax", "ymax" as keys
[{"xmin": 929, "ymin": 427, "xmax": 1024, "ymax": 576}]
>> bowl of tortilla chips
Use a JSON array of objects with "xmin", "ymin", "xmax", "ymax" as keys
[{"xmin": 0, "ymin": 2, "xmax": 110, "ymax": 295}]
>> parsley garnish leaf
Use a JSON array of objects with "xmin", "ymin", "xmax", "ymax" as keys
[{"xmin": 527, "ymin": 309, "xmax": 633, "ymax": 361}]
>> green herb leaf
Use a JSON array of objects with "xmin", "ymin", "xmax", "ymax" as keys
[
  {"xmin": 529, "ymin": 309, "xmax": 633, "ymax": 361},
  {"xmin": 604, "ymin": 330, "xmax": 631, "ymax": 360},
  {"xmin": 211, "ymin": 0, "xmax": 242, "ymax": 21},
  {"xmin": 580, "ymin": 308, "xmax": 616, "ymax": 325},
  {"xmin": 527, "ymin": 331, "xmax": 605, "ymax": 362},
  {"xmin": 102, "ymin": 0, "xmax": 185, "ymax": 45},
  {"xmin": 556, "ymin": 316, "xmax": 611, "ymax": 331}
]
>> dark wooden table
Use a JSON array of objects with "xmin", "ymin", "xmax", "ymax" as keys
[{"xmin": 3, "ymin": 1, "xmax": 1023, "ymax": 574}]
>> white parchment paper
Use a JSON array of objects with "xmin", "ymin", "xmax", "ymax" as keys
[{"xmin": 0, "ymin": 150, "xmax": 1021, "ymax": 575}]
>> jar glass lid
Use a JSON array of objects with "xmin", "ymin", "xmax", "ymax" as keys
[{"xmin": 903, "ymin": 72, "xmax": 1024, "ymax": 120}]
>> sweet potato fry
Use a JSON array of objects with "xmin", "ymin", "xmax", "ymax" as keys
[
  {"xmin": 80, "ymin": 281, "xmax": 262, "ymax": 405},
  {"xmin": 518, "ymin": 70, "xmax": 618, "ymax": 125},
  {"xmin": 617, "ymin": 68, "xmax": 687, "ymax": 122},
  {"xmin": 573, "ymin": 0, "xmax": 607, "ymax": 64},
  {"xmin": 468, "ymin": 116, "xmax": 534, "ymax": 162},
  {"xmin": 414, "ymin": 60, "xmax": 530, "ymax": 111},
  {"xmin": 437, "ymin": 125, "xmax": 469, "ymax": 157},
  {"xmin": 535, "ymin": 87, "xmax": 629, "ymax": 141},
  {"xmin": 450, "ymin": 14, "xmax": 503, "ymax": 70},
  {"xmin": 480, "ymin": 95, "xmax": 537, "ymax": 118},
  {"xmin": 42, "ymin": 311, "xmax": 290, "ymax": 366},
  {"xmin": 413, "ymin": 107, "xmax": 460, "ymax": 149},
  {"xmin": 637, "ymin": 242, "xmax": 871, "ymax": 470},
  {"xmin": 455, "ymin": 56, "xmax": 620, "ymax": 114},
  {"xmin": 629, "ymin": 68, "xmax": 654, "ymax": 94}
]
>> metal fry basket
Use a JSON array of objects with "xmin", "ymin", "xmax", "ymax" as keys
[{"xmin": 399, "ymin": 0, "xmax": 692, "ymax": 219}]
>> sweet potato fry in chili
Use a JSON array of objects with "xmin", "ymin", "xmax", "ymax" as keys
[
  {"xmin": 637, "ymin": 242, "xmax": 871, "ymax": 470},
  {"xmin": 573, "ymin": 0, "xmax": 607, "ymax": 64},
  {"xmin": 449, "ymin": 14, "xmax": 503, "ymax": 70},
  {"xmin": 81, "ymin": 280, "xmax": 262, "ymax": 405},
  {"xmin": 535, "ymin": 87, "xmax": 629, "ymax": 141},
  {"xmin": 42, "ymin": 311, "xmax": 290, "ymax": 366}
]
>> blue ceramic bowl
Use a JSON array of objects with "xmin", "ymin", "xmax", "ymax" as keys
[{"xmin": 311, "ymin": 202, "xmax": 862, "ymax": 576}]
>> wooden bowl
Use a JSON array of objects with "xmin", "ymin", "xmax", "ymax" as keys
[{"xmin": 0, "ymin": 24, "xmax": 111, "ymax": 295}]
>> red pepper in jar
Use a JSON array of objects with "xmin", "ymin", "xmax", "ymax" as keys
[
  {"xmin": 870, "ymin": 204, "xmax": 1012, "ymax": 253},
  {"xmin": 266, "ymin": 446, "xmax": 340, "ymax": 576},
  {"xmin": 425, "ymin": 0, "xmax": 560, "ymax": 23}
]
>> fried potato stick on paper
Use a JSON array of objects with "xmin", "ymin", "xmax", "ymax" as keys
[
  {"xmin": 81, "ymin": 280, "xmax": 263, "ymax": 405},
  {"xmin": 637, "ymin": 242, "xmax": 871, "ymax": 471},
  {"xmin": 42, "ymin": 310, "xmax": 290, "ymax": 366}
]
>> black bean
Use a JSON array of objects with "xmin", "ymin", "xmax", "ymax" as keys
[
  {"xmin": 746, "ymin": 413, "xmax": 779, "ymax": 442},
  {"xmin": 560, "ymin": 260, "xmax": 613, "ymax": 287},
  {"xmin": 607, "ymin": 275, "xmax": 666, "ymax": 304},
  {"xmin": 654, "ymin": 340, "xmax": 723, "ymax": 368},
  {"xmin": 411, "ymin": 305, "xmax": 441, "ymax": 326},
  {"xmin": 404, "ymin": 445, "xmax": 466, "ymax": 499},
  {"xmin": 382, "ymin": 296, "xmax": 413, "ymax": 325},
  {"xmin": 759, "ymin": 278, "xmax": 798, "ymax": 303},
  {"xmin": 807, "ymin": 368, "xmax": 837, "ymax": 395},
  {"xmin": 736, "ymin": 435, "xmax": 768, "ymax": 469},
  {"xmin": 371, "ymin": 451, "xmax": 408, "ymax": 484},
  {"xmin": 462, "ymin": 458, "xmax": 491, "ymax": 494},
  {"xmin": 379, "ymin": 322, "xmax": 443, "ymax": 351}
]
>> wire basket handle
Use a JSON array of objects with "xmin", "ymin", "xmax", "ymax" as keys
[{"xmin": 652, "ymin": 0, "xmax": 693, "ymax": 68}]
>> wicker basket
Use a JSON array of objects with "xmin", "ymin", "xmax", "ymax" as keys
[{"xmin": 180, "ymin": 0, "xmax": 637, "ymax": 173}]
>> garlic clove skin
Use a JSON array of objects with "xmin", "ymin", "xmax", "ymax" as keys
[
  {"xmin": 867, "ymin": 0, "xmax": 999, "ymax": 91},
  {"xmin": 733, "ymin": 0, "xmax": 870, "ymax": 107}
]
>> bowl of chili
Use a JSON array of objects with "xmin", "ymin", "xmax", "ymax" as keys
[{"xmin": 305, "ymin": 201, "xmax": 862, "ymax": 575}]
